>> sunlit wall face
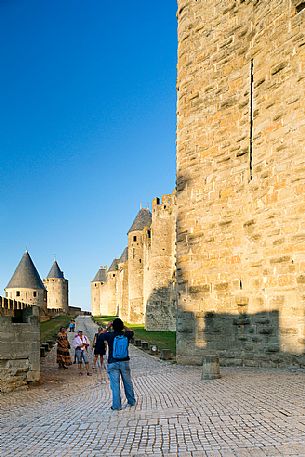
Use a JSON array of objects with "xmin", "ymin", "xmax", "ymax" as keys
[{"xmin": 176, "ymin": 0, "xmax": 305, "ymax": 366}]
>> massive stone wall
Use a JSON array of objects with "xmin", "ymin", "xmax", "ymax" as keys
[
  {"xmin": 0, "ymin": 297, "xmax": 40, "ymax": 393},
  {"xmin": 145, "ymin": 194, "xmax": 177, "ymax": 331},
  {"xmin": 176, "ymin": 0, "xmax": 305, "ymax": 366}
]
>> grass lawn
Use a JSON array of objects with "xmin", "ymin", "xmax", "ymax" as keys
[
  {"xmin": 94, "ymin": 316, "xmax": 176, "ymax": 355},
  {"xmin": 40, "ymin": 315, "xmax": 71, "ymax": 343}
]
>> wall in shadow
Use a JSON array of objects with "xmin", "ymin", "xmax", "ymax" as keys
[
  {"xmin": 177, "ymin": 308, "xmax": 305, "ymax": 368},
  {"xmin": 145, "ymin": 281, "xmax": 176, "ymax": 332}
]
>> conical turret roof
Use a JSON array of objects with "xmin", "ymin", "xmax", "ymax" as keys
[
  {"xmin": 108, "ymin": 258, "xmax": 119, "ymax": 272},
  {"xmin": 128, "ymin": 208, "xmax": 152, "ymax": 233},
  {"xmin": 47, "ymin": 261, "xmax": 65, "ymax": 279},
  {"xmin": 119, "ymin": 247, "xmax": 128, "ymax": 263},
  {"xmin": 92, "ymin": 267, "xmax": 107, "ymax": 283},
  {"xmin": 6, "ymin": 251, "xmax": 45, "ymax": 290}
]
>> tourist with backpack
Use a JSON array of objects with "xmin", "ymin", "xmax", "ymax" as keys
[{"xmin": 97, "ymin": 317, "xmax": 136, "ymax": 410}]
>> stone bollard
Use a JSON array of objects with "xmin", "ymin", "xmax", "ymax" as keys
[
  {"xmin": 201, "ymin": 355, "xmax": 221, "ymax": 380},
  {"xmin": 160, "ymin": 349, "xmax": 172, "ymax": 360},
  {"xmin": 141, "ymin": 341, "xmax": 149, "ymax": 350},
  {"xmin": 40, "ymin": 347, "xmax": 46, "ymax": 357},
  {"xmin": 134, "ymin": 339, "xmax": 142, "ymax": 347}
]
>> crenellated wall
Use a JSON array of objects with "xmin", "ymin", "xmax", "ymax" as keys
[
  {"xmin": 0, "ymin": 297, "xmax": 40, "ymax": 393},
  {"xmin": 176, "ymin": 0, "xmax": 305, "ymax": 366},
  {"xmin": 92, "ymin": 194, "xmax": 177, "ymax": 330}
]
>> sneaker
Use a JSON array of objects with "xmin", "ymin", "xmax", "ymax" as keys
[
  {"xmin": 87, "ymin": 372, "xmax": 92, "ymax": 376},
  {"xmin": 110, "ymin": 407, "xmax": 121, "ymax": 411}
]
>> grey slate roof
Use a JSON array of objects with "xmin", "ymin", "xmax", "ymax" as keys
[
  {"xmin": 47, "ymin": 261, "xmax": 65, "ymax": 279},
  {"xmin": 6, "ymin": 251, "xmax": 46, "ymax": 290},
  {"xmin": 108, "ymin": 259, "xmax": 119, "ymax": 272},
  {"xmin": 119, "ymin": 247, "xmax": 128, "ymax": 263},
  {"xmin": 128, "ymin": 208, "xmax": 152, "ymax": 233},
  {"xmin": 92, "ymin": 267, "xmax": 107, "ymax": 283}
]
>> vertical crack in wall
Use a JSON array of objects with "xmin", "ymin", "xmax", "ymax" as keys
[{"xmin": 249, "ymin": 59, "xmax": 254, "ymax": 181}]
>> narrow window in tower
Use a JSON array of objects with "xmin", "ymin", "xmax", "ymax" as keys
[
  {"xmin": 249, "ymin": 59, "xmax": 254, "ymax": 180},
  {"xmin": 33, "ymin": 291, "xmax": 37, "ymax": 297},
  {"xmin": 133, "ymin": 236, "xmax": 137, "ymax": 242},
  {"xmin": 147, "ymin": 229, "xmax": 151, "ymax": 238},
  {"xmin": 16, "ymin": 291, "xmax": 20, "ymax": 297}
]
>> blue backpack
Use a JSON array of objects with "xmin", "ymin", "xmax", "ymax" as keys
[{"xmin": 113, "ymin": 334, "xmax": 129, "ymax": 359}]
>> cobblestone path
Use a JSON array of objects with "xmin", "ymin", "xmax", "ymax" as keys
[{"xmin": 1, "ymin": 316, "xmax": 305, "ymax": 456}]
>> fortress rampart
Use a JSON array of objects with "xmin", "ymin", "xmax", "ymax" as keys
[
  {"xmin": 145, "ymin": 194, "xmax": 176, "ymax": 331},
  {"xmin": 176, "ymin": 0, "xmax": 305, "ymax": 366},
  {"xmin": 92, "ymin": 196, "xmax": 176, "ymax": 330},
  {"xmin": 0, "ymin": 297, "xmax": 40, "ymax": 393}
]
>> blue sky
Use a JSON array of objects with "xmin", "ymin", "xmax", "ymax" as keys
[{"xmin": 0, "ymin": 0, "xmax": 177, "ymax": 310}]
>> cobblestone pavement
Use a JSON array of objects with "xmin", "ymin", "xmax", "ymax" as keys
[{"xmin": 1, "ymin": 316, "xmax": 305, "ymax": 456}]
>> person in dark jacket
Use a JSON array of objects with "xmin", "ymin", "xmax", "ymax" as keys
[{"xmin": 98, "ymin": 317, "xmax": 136, "ymax": 410}]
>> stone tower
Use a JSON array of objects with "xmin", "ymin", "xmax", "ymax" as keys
[
  {"xmin": 117, "ymin": 247, "xmax": 129, "ymax": 321},
  {"xmin": 106, "ymin": 259, "xmax": 119, "ymax": 316},
  {"xmin": 43, "ymin": 261, "xmax": 68, "ymax": 312},
  {"xmin": 127, "ymin": 208, "xmax": 152, "ymax": 323},
  {"xmin": 91, "ymin": 266, "xmax": 107, "ymax": 316},
  {"xmin": 145, "ymin": 193, "xmax": 176, "ymax": 331},
  {"xmin": 5, "ymin": 251, "xmax": 47, "ymax": 314},
  {"xmin": 176, "ymin": 0, "xmax": 305, "ymax": 366}
]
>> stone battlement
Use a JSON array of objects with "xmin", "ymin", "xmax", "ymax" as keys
[{"xmin": 0, "ymin": 296, "xmax": 40, "ymax": 393}]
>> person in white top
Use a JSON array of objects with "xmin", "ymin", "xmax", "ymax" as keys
[{"xmin": 72, "ymin": 330, "xmax": 92, "ymax": 376}]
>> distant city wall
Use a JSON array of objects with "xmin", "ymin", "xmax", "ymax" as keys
[{"xmin": 92, "ymin": 193, "xmax": 177, "ymax": 331}]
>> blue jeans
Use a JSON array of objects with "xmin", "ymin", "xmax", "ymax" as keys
[
  {"xmin": 107, "ymin": 361, "xmax": 136, "ymax": 410},
  {"xmin": 75, "ymin": 349, "xmax": 89, "ymax": 364}
]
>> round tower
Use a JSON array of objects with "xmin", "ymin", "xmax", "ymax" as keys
[
  {"xmin": 106, "ymin": 259, "xmax": 119, "ymax": 316},
  {"xmin": 91, "ymin": 266, "xmax": 107, "ymax": 316},
  {"xmin": 127, "ymin": 208, "xmax": 152, "ymax": 323},
  {"xmin": 5, "ymin": 251, "xmax": 47, "ymax": 313},
  {"xmin": 117, "ymin": 247, "xmax": 129, "ymax": 321},
  {"xmin": 43, "ymin": 261, "xmax": 68, "ymax": 312}
]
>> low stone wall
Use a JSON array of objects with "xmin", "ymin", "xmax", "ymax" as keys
[{"xmin": 0, "ymin": 297, "xmax": 40, "ymax": 393}]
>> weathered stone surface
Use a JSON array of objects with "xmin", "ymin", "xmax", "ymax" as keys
[
  {"xmin": 176, "ymin": 0, "xmax": 305, "ymax": 367},
  {"xmin": 0, "ymin": 303, "xmax": 40, "ymax": 393}
]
